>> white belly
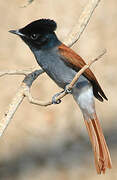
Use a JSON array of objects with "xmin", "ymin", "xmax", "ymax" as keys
[{"xmin": 72, "ymin": 83, "xmax": 95, "ymax": 120}]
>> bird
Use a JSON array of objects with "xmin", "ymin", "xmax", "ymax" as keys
[{"xmin": 9, "ymin": 19, "xmax": 112, "ymax": 174}]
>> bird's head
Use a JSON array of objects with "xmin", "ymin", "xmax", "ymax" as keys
[{"xmin": 9, "ymin": 19, "xmax": 59, "ymax": 49}]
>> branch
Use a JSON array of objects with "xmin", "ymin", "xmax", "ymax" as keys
[
  {"xmin": 67, "ymin": 49, "xmax": 106, "ymax": 89},
  {"xmin": 64, "ymin": 0, "xmax": 101, "ymax": 47},
  {"xmin": 0, "ymin": 67, "xmax": 39, "ymax": 77},
  {"xmin": 0, "ymin": 69, "xmax": 44, "ymax": 137}
]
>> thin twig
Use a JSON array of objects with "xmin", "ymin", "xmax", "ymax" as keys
[
  {"xmin": 25, "ymin": 90, "xmax": 52, "ymax": 106},
  {"xmin": 68, "ymin": 49, "xmax": 106, "ymax": 89},
  {"xmin": 0, "ymin": 67, "xmax": 39, "ymax": 77}
]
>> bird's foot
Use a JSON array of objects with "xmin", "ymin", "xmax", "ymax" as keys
[
  {"xmin": 52, "ymin": 91, "xmax": 63, "ymax": 104},
  {"xmin": 64, "ymin": 85, "xmax": 72, "ymax": 94}
]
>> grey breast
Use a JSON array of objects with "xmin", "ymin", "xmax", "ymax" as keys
[{"xmin": 34, "ymin": 48, "xmax": 77, "ymax": 89}]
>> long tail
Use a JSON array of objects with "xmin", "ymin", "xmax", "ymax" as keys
[{"xmin": 84, "ymin": 113, "xmax": 112, "ymax": 174}]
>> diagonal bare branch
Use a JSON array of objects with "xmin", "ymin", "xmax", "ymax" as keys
[{"xmin": 64, "ymin": 0, "xmax": 101, "ymax": 47}]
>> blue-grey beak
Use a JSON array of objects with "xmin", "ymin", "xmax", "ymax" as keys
[{"xmin": 9, "ymin": 30, "xmax": 25, "ymax": 37}]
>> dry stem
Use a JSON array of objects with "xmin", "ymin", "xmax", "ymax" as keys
[
  {"xmin": 64, "ymin": 0, "xmax": 101, "ymax": 47},
  {"xmin": 0, "ymin": 67, "xmax": 39, "ymax": 77},
  {"xmin": 0, "ymin": 69, "xmax": 44, "ymax": 136}
]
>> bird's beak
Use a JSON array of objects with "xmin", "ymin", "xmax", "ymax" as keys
[{"xmin": 9, "ymin": 30, "xmax": 25, "ymax": 37}]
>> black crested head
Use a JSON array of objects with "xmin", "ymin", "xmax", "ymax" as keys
[
  {"xmin": 20, "ymin": 19, "xmax": 57, "ymax": 35},
  {"xmin": 9, "ymin": 19, "xmax": 60, "ymax": 50}
]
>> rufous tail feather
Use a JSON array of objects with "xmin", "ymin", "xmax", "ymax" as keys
[{"xmin": 84, "ymin": 113, "xmax": 112, "ymax": 174}]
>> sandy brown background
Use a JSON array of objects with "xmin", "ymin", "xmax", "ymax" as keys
[{"xmin": 0, "ymin": 0, "xmax": 117, "ymax": 180}]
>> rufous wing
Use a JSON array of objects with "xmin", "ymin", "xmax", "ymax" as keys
[{"xmin": 58, "ymin": 44, "xmax": 107, "ymax": 101}]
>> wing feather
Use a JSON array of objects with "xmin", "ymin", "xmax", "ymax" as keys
[{"xmin": 58, "ymin": 44, "xmax": 107, "ymax": 101}]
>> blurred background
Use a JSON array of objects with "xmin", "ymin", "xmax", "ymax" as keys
[{"xmin": 0, "ymin": 0, "xmax": 117, "ymax": 179}]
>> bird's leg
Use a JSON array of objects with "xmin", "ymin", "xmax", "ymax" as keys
[
  {"xmin": 52, "ymin": 84, "xmax": 72, "ymax": 104},
  {"xmin": 52, "ymin": 91, "xmax": 64, "ymax": 104},
  {"xmin": 64, "ymin": 84, "xmax": 72, "ymax": 94}
]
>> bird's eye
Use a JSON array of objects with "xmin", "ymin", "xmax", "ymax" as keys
[{"xmin": 30, "ymin": 33, "xmax": 39, "ymax": 40}]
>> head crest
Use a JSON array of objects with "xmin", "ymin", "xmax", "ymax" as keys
[
  {"xmin": 20, "ymin": 19, "xmax": 57, "ymax": 35},
  {"xmin": 36, "ymin": 19, "xmax": 57, "ymax": 32}
]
